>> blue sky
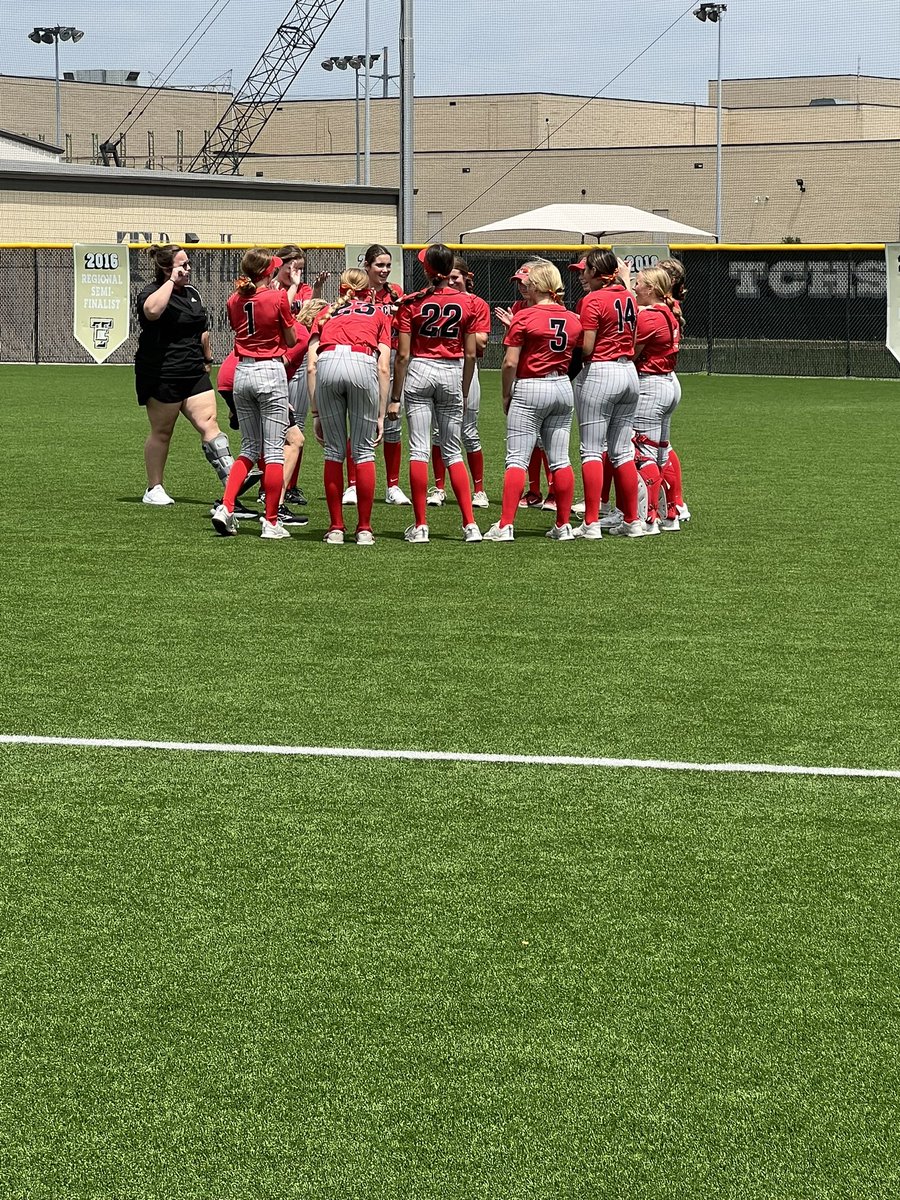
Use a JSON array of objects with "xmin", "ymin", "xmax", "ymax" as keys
[{"xmin": 3, "ymin": 0, "xmax": 896, "ymax": 104}]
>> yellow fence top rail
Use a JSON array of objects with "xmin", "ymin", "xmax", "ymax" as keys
[{"xmin": 0, "ymin": 242, "xmax": 889, "ymax": 252}]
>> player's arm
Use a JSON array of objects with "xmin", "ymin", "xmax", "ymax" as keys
[
  {"xmin": 201, "ymin": 330, "xmax": 213, "ymax": 371},
  {"xmin": 462, "ymin": 331, "xmax": 477, "ymax": 403},
  {"xmin": 494, "ymin": 306, "xmax": 513, "ymax": 329},
  {"xmin": 389, "ymin": 329, "xmax": 411, "ymax": 415},
  {"xmin": 312, "ymin": 271, "xmax": 329, "ymax": 298},
  {"xmin": 501, "ymin": 345, "xmax": 521, "ymax": 415},
  {"xmin": 306, "ymin": 335, "xmax": 319, "ymax": 410},
  {"xmin": 279, "ymin": 291, "xmax": 298, "ymax": 347},
  {"xmin": 141, "ymin": 268, "xmax": 185, "ymax": 320}
]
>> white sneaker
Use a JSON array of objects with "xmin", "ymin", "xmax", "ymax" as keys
[
  {"xmin": 573, "ymin": 520, "xmax": 603, "ymax": 540},
  {"xmin": 571, "ymin": 500, "xmax": 586, "ymax": 516},
  {"xmin": 404, "ymin": 523, "xmax": 429, "ymax": 543},
  {"xmin": 463, "ymin": 522, "xmax": 483, "ymax": 543},
  {"xmin": 342, "ymin": 485, "xmax": 357, "ymax": 506},
  {"xmin": 356, "ymin": 529, "xmax": 375, "ymax": 545},
  {"xmin": 426, "ymin": 487, "xmax": 446, "ymax": 507},
  {"xmin": 385, "ymin": 485, "xmax": 411, "ymax": 505},
  {"xmin": 210, "ymin": 503, "xmax": 238, "ymax": 536},
  {"xmin": 546, "ymin": 522, "xmax": 575, "ymax": 541},
  {"xmin": 142, "ymin": 484, "xmax": 174, "ymax": 506},
  {"xmin": 608, "ymin": 519, "xmax": 647, "ymax": 538},
  {"xmin": 260, "ymin": 518, "xmax": 290, "ymax": 540},
  {"xmin": 676, "ymin": 503, "xmax": 691, "ymax": 522},
  {"xmin": 323, "ymin": 528, "xmax": 345, "ymax": 545},
  {"xmin": 643, "ymin": 519, "xmax": 661, "ymax": 535},
  {"xmin": 483, "ymin": 521, "xmax": 514, "ymax": 541},
  {"xmin": 541, "ymin": 496, "xmax": 558, "ymax": 512},
  {"xmin": 599, "ymin": 509, "xmax": 624, "ymax": 530},
  {"xmin": 471, "ymin": 490, "xmax": 489, "ymax": 509},
  {"xmin": 659, "ymin": 515, "xmax": 681, "ymax": 532}
]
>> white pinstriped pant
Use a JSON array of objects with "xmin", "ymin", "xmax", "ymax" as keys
[
  {"xmin": 405, "ymin": 357, "xmax": 465, "ymax": 466},
  {"xmin": 575, "ymin": 359, "xmax": 639, "ymax": 466},
  {"xmin": 506, "ymin": 374, "xmax": 574, "ymax": 471},
  {"xmin": 316, "ymin": 346, "xmax": 380, "ymax": 465},
  {"xmin": 432, "ymin": 363, "xmax": 481, "ymax": 453},
  {"xmin": 233, "ymin": 358, "xmax": 289, "ymax": 465},
  {"xmin": 633, "ymin": 373, "xmax": 679, "ymax": 468},
  {"xmin": 288, "ymin": 362, "xmax": 310, "ymax": 426}
]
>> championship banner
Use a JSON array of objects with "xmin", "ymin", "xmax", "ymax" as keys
[
  {"xmin": 886, "ymin": 244, "xmax": 900, "ymax": 365},
  {"xmin": 612, "ymin": 244, "xmax": 669, "ymax": 272},
  {"xmin": 344, "ymin": 243, "xmax": 403, "ymax": 286},
  {"xmin": 73, "ymin": 243, "xmax": 131, "ymax": 363}
]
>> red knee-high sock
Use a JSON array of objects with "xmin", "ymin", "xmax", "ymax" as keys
[
  {"xmin": 288, "ymin": 453, "xmax": 302, "ymax": 489},
  {"xmin": 541, "ymin": 450, "xmax": 554, "ymax": 497},
  {"xmin": 581, "ymin": 460, "xmax": 604, "ymax": 525},
  {"xmin": 662, "ymin": 448, "xmax": 684, "ymax": 512},
  {"xmin": 527, "ymin": 447, "xmax": 542, "ymax": 496},
  {"xmin": 500, "ymin": 466, "xmax": 527, "ymax": 527},
  {"xmin": 601, "ymin": 451, "xmax": 613, "ymax": 504},
  {"xmin": 346, "ymin": 441, "xmax": 357, "ymax": 487},
  {"xmin": 324, "ymin": 460, "xmax": 344, "ymax": 530},
  {"xmin": 356, "ymin": 461, "xmax": 376, "ymax": 531},
  {"xmin": 263, "ymin": 463, "xmax": 283, "ymax": 525},
  {"xmin": 383, "ymin": 441, "xmax": 402, "ymax": 490},
  {"xmin": 448, "ymin": 461, "xmax": 476, "ymax": 526},
  {"xmin": 409, "ymin": 459, "xmax": 429, "ymax": 526},
  {"xmin": 432, "ymin": 443, "xmax": 446, "ymax": 489},
  {"xmin": 637, "ymin": 461, "xmax": 662, "ymax": 522},
  {"xmin": 552, "ymin": 465, "xmax": 574, "ymax": 526},
  {"xmin": 466, "ymin": 449, "xmax": 484, "ymax": 492},
  {"xmin": 612, "ymin": 460, "xmax": 640, "ymax": 524},
  {"xmin": 223, "ymin": 455, "xmax": 253, "ymax": 511}
]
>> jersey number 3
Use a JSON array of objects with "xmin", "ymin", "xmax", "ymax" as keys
[
  {"xmin": 419, "ymin": 302, "xmax": 462, "ymax": 339},
  {"xmin": 548, "ymin": 317, "xmax": 569, "ymax": 352}
]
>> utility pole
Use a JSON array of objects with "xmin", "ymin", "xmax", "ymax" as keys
[{"xmin": 399, "ymin": 0, "xmax": 414, "ymax": 241}]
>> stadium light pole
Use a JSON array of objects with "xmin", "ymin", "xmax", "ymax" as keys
[
  {"xmin": 28, "ymin": 25, "xmax": 84, "ymax": 153},
  {"xmin": 322, "ymin": 53, "xmax": 381, "ymax": 186},
  {"xmin": 694, "ymin": 3, "xmax": 726, "ymax": 242},
  {"xmin": 399, "ymin": 0, "xmax": 414, "ymax": 242}
]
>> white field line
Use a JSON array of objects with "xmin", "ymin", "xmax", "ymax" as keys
[{"xmin": 0, "ymin": 733, "xmax": 898, "ymax": 780}]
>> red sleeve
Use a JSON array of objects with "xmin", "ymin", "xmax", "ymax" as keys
[
  {"xmin": 376, "ymin": 312, "xmax": 391, "ymax": 345},
  {"xmin": 580, "ymin": 294, "xmax": 600, "ymax": 332},
  {"xmin": 396, "ymin": 304, "xmax": 413, "ymax": 335},
  {"xmin": 503, "ymin": 311, "xmax": 527, "ymax": 347},
  {"xmin": 470, "ymin": 296, "xmax": 491, "ymax": 334},
  {"xmin": 278, "ymin": 289, "xmax": 296, "ymax": 328}
]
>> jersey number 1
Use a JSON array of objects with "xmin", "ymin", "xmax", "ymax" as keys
[
  {"xmin": 613, "ymin": 297, "xmax": 637, "ymax": 335},
  {"xmin": 243, "ymin": 301, "xmax": 256, "ymax": 336}
]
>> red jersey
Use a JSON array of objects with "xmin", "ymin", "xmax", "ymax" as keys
[
  {"xmin": 465, "ymin": 292, "xmax": 491, "ymax": 358},
  {"xmin": 580, "ymin": 284, "xmax": 637, "ymax": 363},
  {"xmin": 217, "ymin": 350, "xmax": 237, "ymax": 393},
  {"xmin": 373, "ymin": 284, "xmax": 404, "ymax": 350},
  {"xmin": 511, "ymin": 298, "xmax": 529, "ymax": 316},
  {"xmin": 397, "ymin": 286, "xmax": 478, "ymax": 359},
  {"xmin": 227, "ymin": 286, "xmax": 295, "ymax": 359},
  {"xmin": 313, "ymin": 300, "xmax": 391, "ymax": 355},
  {"xmin": 635, "ymin": 304, "xmax": 681, "ymax": 374},
  {"xmin": 289, "ymin": 283, "xmax": 313, "ymax": 310},
  {"xmin": 284, "ymin": 324, "xmax": 311, "ymax": 380},
  {"xmin": 504, "ymin": 302, "xmax": 583, "ymax": 378}
]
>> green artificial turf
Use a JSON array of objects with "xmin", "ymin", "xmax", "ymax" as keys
[{"xmin": 1, "ymin": 366, "xmax": 899, "ymax": 1198}]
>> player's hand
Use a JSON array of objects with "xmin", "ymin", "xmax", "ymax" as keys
[
  {"xmin": 494, "ymin": 306, "xmax": 513, "ymax": 328},
  {"xmin": 314, "ymin": 416, "xmax": 324, "ymax": 446},
  {"xmin": 386, "ymin": 400, "xmax": 401, "ymax": 420},
  {"xmin": 374, "ymin": 417, "xmax": 384, "ymax": 447},
  {"xmin": 617, "ymin": 257, "xmax": 632, "ymax": 285},
  {"xmin": 289, "ymin": 261, "xmax": 303, "ymax": 286},
  {"xmin": 170, "ymin": 264, "xmax": 189, "ymax": 284},
  {"xmin": 503, "ymin": 395, "xmax": 512, "ymax": 414},
  {"xmin": 314, "ymin": 271, "xmax": 329, "ymax": 287}
]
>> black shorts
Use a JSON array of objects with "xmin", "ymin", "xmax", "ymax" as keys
[{"xmin": 136, "ymin": 372, "xmax": 211, "ymax": 407}]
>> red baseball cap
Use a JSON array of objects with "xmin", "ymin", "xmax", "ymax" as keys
[
  {"xmin": 417, "ymin": 247, "xmax": 428, "ymax": 264},
  {"xmin": 511, "ymin": 266, "xmax": 530, "ymax": 282},
  {"xmin": 569, "ymin": 259, "xmax": 587, "ymax": 272}
]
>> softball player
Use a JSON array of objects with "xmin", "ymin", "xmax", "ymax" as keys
[
  {"xmin": 211, "ymin": 248, "xmax": 297, "ymax": 539},
  {"xmin": 307, "ymin": 269, "xmax": 392, "ymax": 545},
  {"xmin": 364, "ymin": 243, "xmax": 412, "ymax": 506},
  {"xmin": 571, "ymin": 249, "xmax": 646, "ymax": 540},
  {"xmin": 484, "ymin": 262, "xmax": 582, "ymax": 542},
  {"xmin": 391, "ymin": 243, "xmax": 482, "ymax": 543},
  {"xmin": 657, "ymin": 257, "xmax": 691, "ymax": 524},
  {"xmin": 631, "ymin": 267, "xmax": 683, "ymax": 534}
]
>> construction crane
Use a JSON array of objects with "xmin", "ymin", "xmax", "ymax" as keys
[{"xmin": 188, "ymin": 0, "xmax": 347, "ymax": 175}]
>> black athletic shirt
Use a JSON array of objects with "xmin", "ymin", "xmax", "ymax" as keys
[{"xmin": 135, "ymin": 283, "xmax": 209, "ymax": 379}]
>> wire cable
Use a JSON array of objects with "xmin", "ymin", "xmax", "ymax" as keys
[{"xmin": 430, "ymin": 1, "xmax": 700, "ymax": 240}]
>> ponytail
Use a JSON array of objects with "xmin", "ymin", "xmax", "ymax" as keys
[{"xmin": 234, "ymin": 276, "xmax": 257, "ymax": 298}]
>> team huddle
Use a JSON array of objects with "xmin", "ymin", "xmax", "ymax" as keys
[{"xmin": 133, "ymin": 241, "xmax": 690, "ymax": 544}]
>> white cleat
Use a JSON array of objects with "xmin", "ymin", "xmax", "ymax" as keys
[
  {"xmin": 426, "ymin": 487, "xmax": 446, "ymax": 507},
  {"xmin": 676, "ymin": 503, "xmax": 691, "ymax": 522},
  {"xmin": 471, "ymin": 490, "xmax": 490, "ymax": 509},
  {"xmin": 355, "ymin": 529, "xmax": 375, "ymax": 546},
  {"xmin": 599, "ymin": 508, "xmax": 624, "ymax": 530},
  {"xmin": 404, "ymin": 523, "xmax": 430, "ymax": 543},
  {"xmin": 463, "ymin": 522, "xmax": 483, "ymax": 543},
  {"xmin": 260, "ymin": 518, "xmax": 290, "ymax": 540},
  {"xmin": 385, "ymin": 485, "xmax": 411, "ymax": 505},
  {"xmin": 643, "ymin": 519, "xmax": 661, "ymax": 535},
  {"xmin": 323, "ymin": 528, "xmax": 345, "ymax": 545},
  {"xmin": 546, "ymin": 522, "xmax": 575, "ymax": 541},
  {"xmin": 210, "ymin": 503, "xmax": 238, "ymax": 536},
  {"xmin": 573, "ymin": 520, "xmax": 603, "ymax": 540},
  {"xmin": 571, "ymin": 500, "xmax": 586, "ymax": 516},
  {"xmin": 342, "ymin": 485, "xmax": 357, "ymax": 506},
  {"xmin": 608, "ymin": 519, "xmax": 648, "ymax": 538},
  {"xmin": 483, "ymin": 521, "xmax": 514, "ymax": 541},
  {"xmin": 142, "ymin": 484, "xmax": 174, "ymax": 506},
  {"xmin": 659, "ymin": 515, "xmax": 681, "ymax": 532}
]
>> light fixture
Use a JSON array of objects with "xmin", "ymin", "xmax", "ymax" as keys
[
  {"xmin": 321, "ymin": 59, "xmax": 334, "ymax": 70},
  {"xmin": 28, "ymin": 29, "xmax": 41, "ymax": 42},
  {"xmin": 58, "ymin": 27, "xmax": 72, "ymax": 40},
  {"xmin": 693, "ymin": 3, "xmax": 725, "ymax": 20},
  {"xmin": 335, "ymin": 58, "xmax": 349, "ymax": 69},
  {"xmin": 71, "ymin": 29, "xmax": 84, "ymax": 42}
]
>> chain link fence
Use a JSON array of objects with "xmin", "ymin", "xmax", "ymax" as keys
[{"xmin": 1, "ymin": 245, "xmax": 897, "ymax": 379}]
